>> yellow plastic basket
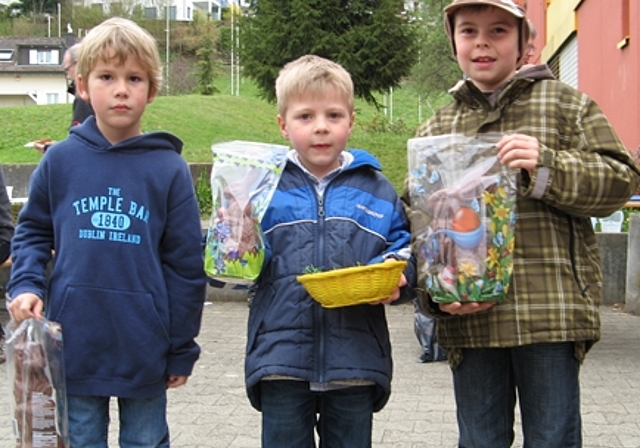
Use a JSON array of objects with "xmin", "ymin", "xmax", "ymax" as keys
[{"xmin": 297, "ymin": 260, "xmax": 408, "ymax": 309}]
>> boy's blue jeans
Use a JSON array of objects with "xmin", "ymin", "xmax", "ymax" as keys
[
  {"xmin": 453, "ymin": 342, "xmax": 582, "ymax": 448},
  {"xmin": 260, "ymin": 380, "xmax": 375, "ymax": 448},
  {"xmin": 67, "ymin": 393, "xmax": 170, "ymax": 448}
]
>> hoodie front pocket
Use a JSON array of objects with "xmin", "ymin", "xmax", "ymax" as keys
[{"xmin": 54, "ymin": 285, "xmax": 171, "ymax": 385}]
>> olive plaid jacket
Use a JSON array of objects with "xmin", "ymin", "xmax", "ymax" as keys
[{"xmin": 406, "ymin": 66, "xmax": 640, "ymax": 354}]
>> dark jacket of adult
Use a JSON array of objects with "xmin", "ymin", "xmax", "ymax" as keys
[
  {"xmin": 68, "ymin": 82, "xmax": 94, "ymax": 128},
  {"xmin": 0, "ymin": 166, "xmax": 14, "ymax": 263}
]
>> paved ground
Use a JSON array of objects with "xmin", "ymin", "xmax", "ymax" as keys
[{"xmin": 1, "ymin": 299, "xmax": 639, "ymax": 447}]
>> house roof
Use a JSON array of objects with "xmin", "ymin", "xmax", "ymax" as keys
[{"xmin": 0, "ymin": 36, "xmax": 68, "ymax": 74}]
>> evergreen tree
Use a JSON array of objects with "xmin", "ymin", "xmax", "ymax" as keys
[
  {"xmin": 196, "ymin": 25, "xmax": 219, "ymax": 96},
  {"xmin": 410, "ymin": 0, "xmax": 461, "ymax": 99},
  {"xmin": 241, "ymin": 0, "xmax": 418, "ymax": 106}
]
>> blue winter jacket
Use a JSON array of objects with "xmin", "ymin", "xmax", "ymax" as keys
[
  {"xmin": 8, "ymin": 117, "xmax": 206, "ymax": 399},
  {"xmin": 245, "ymin": 149, "xmax": 416, "ymax": 412}
]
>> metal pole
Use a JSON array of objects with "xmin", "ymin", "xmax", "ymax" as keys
[
  {"xmin": 165, "ymin": 1, "xmax": 170, "ymax": 95},
  {"xmin": 57, "ymin": 3, "xmax": 61, "ymax": 37},
  {"xmin": 235, "ymin": 3, "xmax": 239, "ymax": 97},
  {"xmin": 389, "ymin": 86, "xmax": 393, "ymax": 123},
  {"xmin": 230, "ymin": 1, "xmax": 234, "ymax": 96}
]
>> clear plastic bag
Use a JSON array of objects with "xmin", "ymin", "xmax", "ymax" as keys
[
  {"xmin": 6, "ymin": 318, "xmax": 69, "ymax": 448},
  {"xmin": 407, "ymin": 134, "xmax": 517, "ymax": 302},
  {"xmin": 204, "ymin": 141, "xmax": 289, "ymax": 284}
]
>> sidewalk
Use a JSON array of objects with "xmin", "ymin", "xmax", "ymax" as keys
[{"xmin": 1, "ymin": 300, "xmax": 639, "ymax": 447}]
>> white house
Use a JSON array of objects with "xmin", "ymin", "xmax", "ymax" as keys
[
  {"xmin": 73, "ymin": 0, "xmax": 249, "ymax": 22},
  {"xmin": 0, "ymin": 36, "xmax": 75, "ymax": 108}
]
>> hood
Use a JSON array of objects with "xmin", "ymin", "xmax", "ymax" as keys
[
  {"xmin": 348, "ymin": 148, "xmax": 382, "ymax": 172},
  {"xmin": 515, "ymin": 63, "xmax": 556, "ymax": 81},
  {"xmin": 68, "ymin": 116, "xmax": 184, "ymax": 155}
]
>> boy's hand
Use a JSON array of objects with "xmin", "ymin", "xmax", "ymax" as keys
[
  {"xmin": 33, "ymin": 139, "xmax": 54, "ymax": 154},
  {"xmin": 496, "ymin": 133, "xmax": 540, "ymax": 175},
  {"xmin": 7, "ymin": 293, "xmax": 44, "ymax": 322},
  {"xmin": 369, "ymin": 272, "xmax": 407, "ymax": 305},
  {"xmin": 166, "ymin": 375, "xmax": 188, "ymax": 389},
  {"xmin": 439, "ymin": 301, "xmax": 496, "ymax": 315}
]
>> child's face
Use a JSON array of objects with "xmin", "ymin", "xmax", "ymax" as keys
[
  {"xmin": 453, "ymin": 6, "xmax": 520, "ymax": 91},
  {"xmin": 277, "ymin": 88, "xmax": 354, "ymax": 179},
  {"xmin": 77, "ymin": 53, "xmax": 156, "ymax": 144}
]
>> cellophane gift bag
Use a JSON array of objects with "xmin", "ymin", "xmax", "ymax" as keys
[
  {"xmin": 204, "ymin": 141, "xmax": 289, "ymax": 284},
  {"xmin": 6, "ymin": 318, "xmax": 69, "ymax": 448},
  {"xmin": 407, "ymin": 134, "xmax": 518, "ymax": 303}
]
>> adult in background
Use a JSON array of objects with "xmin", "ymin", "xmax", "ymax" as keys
[
  {"xmin": 0, "ymin": 166, "xmax": 15, "ymax": 364},
  {"xmin": 34, "ymin": 43, "xmax": 94, "ymax": 153}
]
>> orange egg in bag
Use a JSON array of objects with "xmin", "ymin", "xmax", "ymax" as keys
[{"xmin": 452, "ymin": 206, "xmax": 481, "ymax": 232}]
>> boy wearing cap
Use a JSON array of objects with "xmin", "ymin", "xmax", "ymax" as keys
[{"xmin": 405, "ymin": 0, "xmax": 640, "ymax": 446}]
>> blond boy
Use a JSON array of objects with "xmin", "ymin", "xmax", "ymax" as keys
[{"xmin": 8, "ymin": 17, "xmax": 206, "ymax": 447}]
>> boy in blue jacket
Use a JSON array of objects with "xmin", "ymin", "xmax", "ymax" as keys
[
  {"xmin": 245, "ymin": 54, "xmax": 416, "ymax": 448},
  {"xmin": 7, "ymin": 17, "xmax": 206, "ymax": 447}
]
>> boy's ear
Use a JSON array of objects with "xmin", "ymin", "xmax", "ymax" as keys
[
  {"xmin": 147, "ymin": 86, "xmax": 158, "ymax": 104},
  {"xmin": 277, "ymin": 115, "xmax": 289, "ymax": 140},
  {"xmin": 76, "ymin": 75, "xmax": 90, "ymax": 102}
]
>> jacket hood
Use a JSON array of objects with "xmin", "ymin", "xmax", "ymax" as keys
[
  {"xmin": 69, "ymin": 116, "xmax": 183, "ymax": 154},
  {"xmin": 515, "ymin": 63, "xmax": 556, "ymax": 81},
  {"xmin": 348, "ymin": 148, "xmax": 382, "ymax": 172}
]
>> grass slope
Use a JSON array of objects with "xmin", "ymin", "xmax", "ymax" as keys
[{"xmin": 0, "ymin": 80, "xmax": 452, "ymax": 192}]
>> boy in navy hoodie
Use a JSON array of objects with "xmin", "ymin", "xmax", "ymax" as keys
[{"xmin": 7, "ymin": 17, "xmax": 206, "ymax": 447}]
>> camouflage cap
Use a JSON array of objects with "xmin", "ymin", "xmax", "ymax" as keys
[{"xmin": 444, "ymin": 0, "xmax": 525, "ymax": 18}]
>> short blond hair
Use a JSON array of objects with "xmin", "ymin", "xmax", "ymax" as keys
[
  {"xmin": 275, "ymin": 55, "xmax": 354, "ymax": 117},
  {"xmin": 77, "ymin": 17, "xmax": 162, "ymax": 96}
]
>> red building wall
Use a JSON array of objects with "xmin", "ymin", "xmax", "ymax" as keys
[
  {"xmin": 576, "ymin": 0, "xmax": 639, "ymax": 154},
  {"xmin": 527, "ymin": 0, "xmax": 639, "ymax": 154}
]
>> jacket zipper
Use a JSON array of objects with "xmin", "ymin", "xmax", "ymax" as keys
[{"xmin": 315, "ymin": 191, "xmax": 326, "ymax": 383}]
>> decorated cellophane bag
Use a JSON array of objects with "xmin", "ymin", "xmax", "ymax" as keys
[
  {"xmin": 407, "ymin": 133, "xmax": 517, "ymax": 303},
  {"xmin": 204, "ymin": 141, "xmax": 289, "ymax": 284},
  {"xmin": 6, "ymin": 318, "xmax": 69, "ymax": 448}
]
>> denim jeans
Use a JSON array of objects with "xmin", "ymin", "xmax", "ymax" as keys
[
  {"xmin": 453, "ymin": 342, "xmax": 582, "ymax": 448},
  {"xmin": 67, "ymin": 393, "xmax": 170, "ymax": 448},
  {"xmin": 260, "ymin": 380, "xmax": 375, "ymax": 448}
]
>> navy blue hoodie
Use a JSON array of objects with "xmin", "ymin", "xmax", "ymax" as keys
[{"xmin": 8, "ymin": 117, "xmax": 206, "ymax": 398}]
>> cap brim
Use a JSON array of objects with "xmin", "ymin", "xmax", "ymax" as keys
[{"xmin": 444, "ymin": 0, "xmax": 525, "ymax": 18}]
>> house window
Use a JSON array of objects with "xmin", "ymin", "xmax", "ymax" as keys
[
  {"xmin": 170, "ymin": 6, "xmax": 177, "ymax": 20},
  {"xmin": 0, "ymin": 50, "xmax": 13, "ymax": 61},
  {"xmin": 45, "ymin": 92, "xmax": 60, "ymax": 104},
  {"xmin": 547, "ymin": 34, "xmax": 578, "ymax": 89},
  {"xmin": 145, "ymin": 7, "xmax": 157, "ymax": 19},
  {"xmin": 29, "ymin": 49, "xmax": 60, "ymax": 65},
  {"xmin": 187, "ymin": 6, "xmax": 191, "ymax": 19}
]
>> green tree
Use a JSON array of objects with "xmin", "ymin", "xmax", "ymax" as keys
[
  {"xmin": 240, "ymin": 0, "xmax": 419, "ymax": 106},
  {"xmin": 410, "ymin": 0, "xmax": 461, "ymax": 99},
  {"xmin": 196, "ymin": 24, "xmax": 220, "ymax": 96},
  {"xmin": 15, "ymin": 0, "xmax": 58, "ymax": 15}
]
